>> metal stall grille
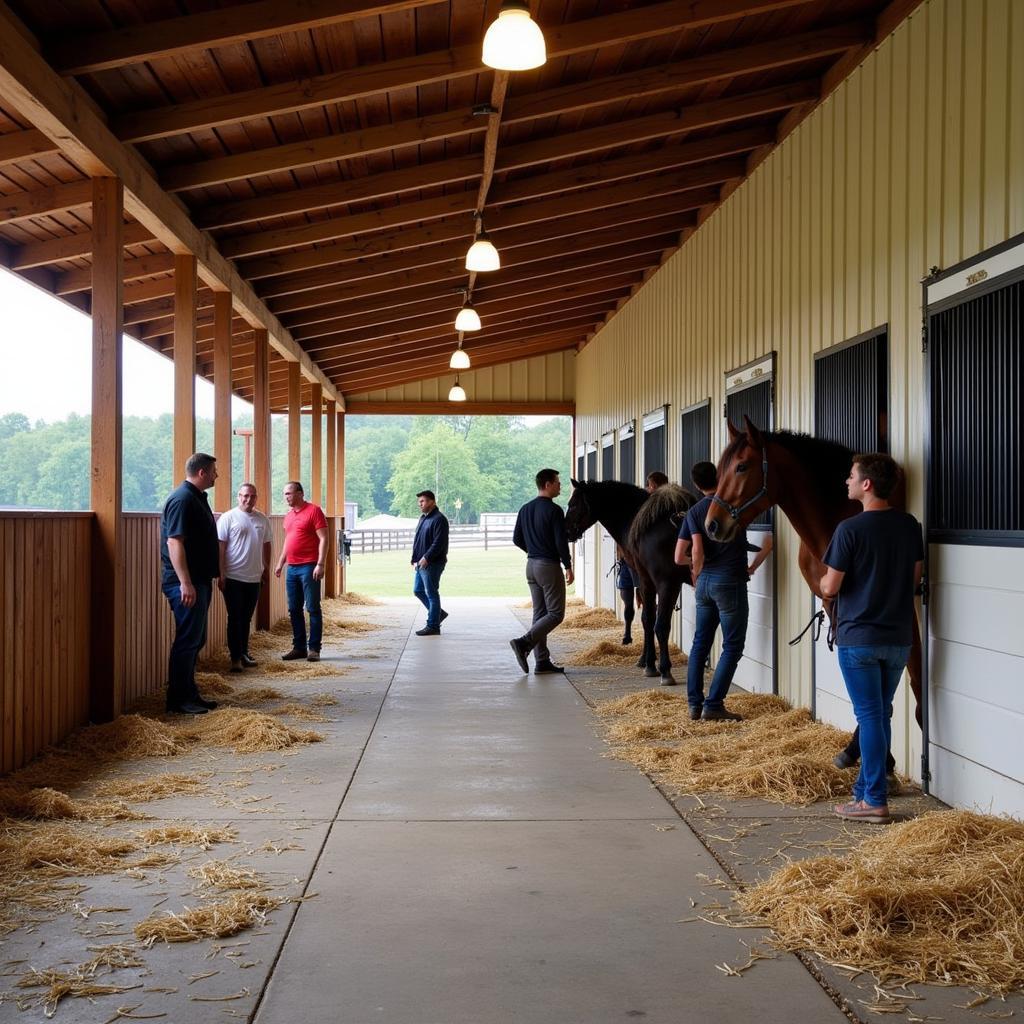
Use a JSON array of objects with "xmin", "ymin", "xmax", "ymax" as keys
[
  {"xmin": 642, "ymin": 407, "xmax": 667, "ymax": 481},
  {"xmin": 680, "ymin": 400, "xmax": 711, "ymax": 490},
  {"xmin": 601, "ymin": 434, "xmax": 614, "ymax": 481},
  {"xmin": 617, "ymin": 423, "xmax": 636, "ymax": 485},
  {"xmin": 585, "ymin": 444, "xmax": 598, "ymax": 482}
]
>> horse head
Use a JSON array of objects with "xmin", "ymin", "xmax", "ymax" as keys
[
  {"xmin": 705, "ymin": 416, "xmax": 775, "ymax": 542},
  {"xmin": 565, "ymin": 478, "xmax": 597, "ymax": 542}
]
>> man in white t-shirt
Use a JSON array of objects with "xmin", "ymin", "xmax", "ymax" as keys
[{"xmin": 217, "ymin": 483, "xmax": 273, "ymax": 672}]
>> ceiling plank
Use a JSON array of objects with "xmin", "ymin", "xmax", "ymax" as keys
[
  {"xmin": 345, "ymin": 401, "xmax": 575, "ymax": 415},
  {"xmin": 57, "ymin": 251, "xmax": 176, "ymax": 295},
  {"xmin": 0, "ymin": 179, "xmax": 92, "ymax": 224},
  {"xmin": 111, "ymin": 0, "xmax": 811, "ymax": 142},
  {"xmin": 0, "ymin": 127, "xmax": 59, "ymax": 167},
  {"xmin": 9, "ymin": 221, "xmax": 157, "ymax": 270}
]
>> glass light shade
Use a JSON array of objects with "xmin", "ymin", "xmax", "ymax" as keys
[
  {"xmin": 482, "ymin": 2, "xmax": 547, "ymax": 71},
  {"xmin": 449, "ymin": 347, "xmax": 471, "ymax": 370},
  {"xmin": 448, "ymin": 382, "xmax": 467, "ymax": 402},
  {"xmin": 465, "ymin": 234, "xmax": 500, "ymax": 272},
  {"xmin": 454, "ymin": 302, "xmax": 482, "ymax": 331}
]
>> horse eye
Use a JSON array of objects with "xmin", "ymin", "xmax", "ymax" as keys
[{"xmin": 735, "ymin": 462, "xmax": 748, "ymax": 473}]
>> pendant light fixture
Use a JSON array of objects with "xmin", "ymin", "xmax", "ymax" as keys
[
  {"xmin": 482, "ymin": 0, "xmax": 547, "ymax": 71},
  {"xmin": 449, "ymin": 344, "xmax": 471, "ymax": 370},
  {"xmin": 465, "ymin": 214, "xmax": 500, "ymax": 272},
  {"xmin": 454, "ymin": 297, "xmax": 482, "ymax": 332},
  {"xmin": 448, "ymin": 378, "xmax": 467, "ymax": 402}
]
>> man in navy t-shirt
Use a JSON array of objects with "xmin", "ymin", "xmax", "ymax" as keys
[
  {"xmin": 674, "ymin": 462, "xmax": 772, "ymax": 721},
  {"xmin": 821, "ymin": 453, "xmax": 924, "ymax": 825}
]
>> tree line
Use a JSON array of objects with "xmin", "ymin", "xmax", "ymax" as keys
[{"xmin": 0, "ymin": 411, "xmax": 571, "ymax": 520}]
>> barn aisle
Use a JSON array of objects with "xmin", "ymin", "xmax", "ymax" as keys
[{"xmin": 254, "ymin": 598, "xmax": 845, "ymax": 1024}]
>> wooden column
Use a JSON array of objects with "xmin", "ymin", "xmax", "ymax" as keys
[
  {"xmin": 173, "ymin": 253, "xmax": 197, "ymax": 479},
  {"xmin": 212, "ymin": 291, "xmax": 232, "ymax": 511},
  {"xmin": 252, "ymin": 328, "xmax": 272, "ymax": 630},
  {"xmin": 90, "ymin": 176, "xmax": 125, "ymax": 722},
  {"xmin": 337, "ymin": 412, "xmax": 346, "ymax": 594},
  {"xmin": 324, "ymin": 399, "xmax": 337, "ymax": 596},
  {"xmin": 287, "ymin": 361, "xmax": 301, "ymax": 483},
  {"xmin": 310, "ymin": 383, "xmax": 322, "ymax": 506}
]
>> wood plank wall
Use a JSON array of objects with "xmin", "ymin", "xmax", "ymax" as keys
[{"xmin": 0, "ymin": 513, "xmax": 92, "ymax": 774}]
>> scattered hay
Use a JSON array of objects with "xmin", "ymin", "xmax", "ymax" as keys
[
  {"xmin": 67, "ymin": 715, "xmax": 193, "ymax": 761},
  {"xmin": 188, "ymin": 859, "xmax": 263, "ymax": 891},
  {"xmin": 182, "ymin": 708, "xmax": 324, "ymax": 754},
  {"xmin": 561, "ymin": 606, "xmax": 620, "ymax": 630},
  {"xmin": 0, "ymin": 823, "xmax": 174, "ymax": 876},
  {"xmin": 0, "ymin": 786, "xmax": 145, "ymax": 822},
  {"xmin": 135, "ymin": 892, "xmax": 279, "ymax": 943},
  {"xmin": 566, "ymin": 638, "xmax": 687, "ymax": 667},
  {"xmin": 269, "ymin": 703, "xmax": 329, "ymax": 723},
  {"xmin": 328, "ymin": 592, "xmax": 382, "ymax": 606},
  {"xmin": 597, "ymin": 690, "xmax": 851, "ymax": 804},
  {"xmin": 231, "ymin": 686, "xmax": 286, "ymax": 703},
  {"xmin": 206, "ymin": 636, "xmax": 342, "ymax": 679},
  {"xmin": 309, "ymin": 693, "xmax": 339, "ymax": 707},
  {"xmin": 738, "ymin": 810, "xmax": 1024, "ymax": 992},
  {"xmin": 17, "ymin": 946, "xmax": 147, "ymax": 1018},
  {"xmin": 137, "ymin": 824, "xmax": 237, "ymax": 850},
  {"xmin": 93, "ymin": 772, "xmax": 212, "ymax": 803},
  {"xmin": 195, "ymin": 671, "xmax": 237, "ymax": 696}
]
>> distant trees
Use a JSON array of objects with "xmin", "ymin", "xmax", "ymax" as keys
[{"xmin": 0, "ymin": 410, "xmax": 572, "ymax": 519}]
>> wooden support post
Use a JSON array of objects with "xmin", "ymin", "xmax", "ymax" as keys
[
  {"xmin": 89, "ymin": 176, "xmax": 125, "ymax": 722},
  {"xmin": 173, "ymin": 253, "xmax": 197, "ymax": 479},
  {"xmin": 337, "ymin": 412, "xmax": 346, "ymax": 594},
  {"xmin": 310, "ymin": 383, "xmax": 322, "ymax": 506},
  {"xmin": 287, "ymin": 361, "xmax": 301, "ymax": 483},
  {"xmin": 324, "ymin": 398, "xmax": 337, "ymax": 597},
  {"xmin": 212, "ymin": 291, "xmax": 232, "ymax": 511},
  {"xmin": 252, "ymin": 328, "xmax": 272, "ymax": 630}
]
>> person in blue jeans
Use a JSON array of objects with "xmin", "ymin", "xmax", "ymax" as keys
[
  {"xmin": 674, "ymin": 462, "xmax": 772, "ymax": 722},
  {"xmin": 411, "ymin": 489, "xmax": 450, "ymax": 636},
  {"xmin": 821, "ymin": 453, "xmax": 923, "ymax": 825}
]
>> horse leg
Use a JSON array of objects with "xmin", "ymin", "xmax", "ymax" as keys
[
  {"xmin": 640, "ymin": 585, "xmax": 658, "ymax": 676},
  {"xmin": 620, "ymin": 587, "xmax": 635, "ymax": 645},
  {"xmin": 656, "ymin": 584, "xmax": 680, "ymax": 686}
]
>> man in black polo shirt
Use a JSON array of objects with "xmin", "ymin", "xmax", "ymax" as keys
[
  {"xmin": 411, "ymin": 489, "xmax": 450, "ymax": 636},
  {"xmin": 160, "ymin": 452, "xmax": 221, "ymax": 715},
  {"xmin": 509, "ymin": 468, "xmax": 575, "ymax": 675}
]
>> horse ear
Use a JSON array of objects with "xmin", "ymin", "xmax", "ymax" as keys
[
  {"xmin": 744, "ymin": 415, "xmax": 763, "ymax": 446},
  {"xmin": 726, "ymin": 420, "xmax": 741, "ymax": 441},
  {"xmin": 570, "ymin": 477, "xmax": 579, "ymax": 488}
]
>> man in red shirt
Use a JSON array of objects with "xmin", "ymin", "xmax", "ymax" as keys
[{"xmin": 273, "ymin": 480, "xmax": 329, "ymax": 661}]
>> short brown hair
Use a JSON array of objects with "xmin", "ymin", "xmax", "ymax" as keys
[
  {"xmin": 690, "ymin": 462, "xmax": 717, "ymax": 491},
  {"xmin": 536, "ymin": 468, "xmax": 559, "ymax": 489},
  {"xmin": 185, "ymin": 452, "xmax": 216, "ymax": 477},
  {"xmin": 646, "ymin": 471, "xmax": 668, "ymax": 488},
  {"xmin": 853, "ymin": 453, "xmax": 900, "ymax": 499}
]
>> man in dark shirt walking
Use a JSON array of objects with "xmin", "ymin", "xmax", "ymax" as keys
[
  {"xmin": 160, "ymin": 452, "xmax": 221, "ymax": 715},
  {"xmin": 821, "ymin": 453, "xmax": 923, "ymax": 825},
  {"xmin": 411, "ymin": 489, "xmax": 450, "ymax": 636},
  {"xmin": 510, "ymin": 469, "xmax": 575, "ymax": 674}
]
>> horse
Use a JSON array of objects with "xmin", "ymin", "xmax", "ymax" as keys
[
  {"xmin": 704, "ymin": 416, "xmax": 923, "ymax": 763},
  {"xmin": 565, "ymin": 479, "xmax": 697, "ymax": 685}
]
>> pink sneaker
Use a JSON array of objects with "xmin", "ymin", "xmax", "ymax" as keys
[{"xmin": 834, "ymin": 800, "xmax": 891, "ymax": 824}]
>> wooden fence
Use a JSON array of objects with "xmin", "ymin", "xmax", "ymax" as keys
[{"xmin": 349, "ymin": 524, "xmax": 515, "ymax": 555}]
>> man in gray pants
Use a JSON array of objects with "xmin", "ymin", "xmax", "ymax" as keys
[{"xmin": 509, "ymin": 469, "xmax": 575, "ymax": 674}]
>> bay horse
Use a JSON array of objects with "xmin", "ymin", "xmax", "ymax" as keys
[
  {"xmin": 704, "ymin": 417, "xmax": 923, "ymax": 763},
  {"xmin": 565, "ymin": 480, "xmax": 697, "ymax": 685}
]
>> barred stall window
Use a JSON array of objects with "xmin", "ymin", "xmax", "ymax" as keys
[
  {"xmin": 725, "ymin": 368, "xmax": 773, "ymax": 529},
  {"xmin": 814, "ymin": 329, "xmax": 888, "ymax": 453},
  {"xmin": 586, "ymin": 444, "xmax": 598, "ymax": 482},
  {"xmin": 618, "ymin": 423, "xmax": 636, "ymax": 485},
  {"xmin": 642, "ymin": 407, "xmax": 667, "ymax": 482},
  {"xmin": 680, "ymin": 400, "xmax": 711, "ymax": 491},
  {"xmin": 601, "ymin": 435, "xmax": 614, "ymax": 481}
]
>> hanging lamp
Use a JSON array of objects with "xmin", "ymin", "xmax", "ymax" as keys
[
  {"xmin": 482, "ymin": 0, "xmax": 546, "ymax": 71},
  {"xmin": 448, "ymin": 378, "xmax": 467, "ymax": 402},
  {"xmin": 449, "ymin": 344, "xmax": 471, "ymax": 370},
  {"xmin": 454, "ymin": 298, "xmax": 482, "ymax": 332},
  {"xmin": 465, "ymin": 217, "xmax": 500, "ymax": 272}
]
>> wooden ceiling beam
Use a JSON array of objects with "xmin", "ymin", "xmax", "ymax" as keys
[
  {"xmin": 111, "ymin": 0, "xmax": 809, "ymax": 143},
  {"xmin": 57, "ymin": 251, "xmax": 176, "ymax": 296},
  {"xmin": 49, "ymin": 0, "xmax": 443, "ymax": 76},
  {"xmin": 8, "ymin": 221, "xmax": 158, "ymax": 271},
  {"xmin": 123, "ymin": 289, "xmax": 215, "ymax": 324},
  {"xmin": 0, "ymin": 127, "xmax": 58, "ymax": 167},
  {"xmin": 0, "ymin": 179, "xmax": 93, "ymax": 225}
]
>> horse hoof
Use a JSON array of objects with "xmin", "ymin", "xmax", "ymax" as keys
[
  {"xmin": 644, "ymin": 666, "xmax": 659, "ymax": 678},
  {"xmin": 636, "ymin": 655, "xmax": 647, "ymax": 669},
  {"xmin": 660, "ymin": 675, "xmax": 677, "ymax": 687},
  {"xmin": 621, "ymin": 635, "xmax": 632, "ymax": 645}
]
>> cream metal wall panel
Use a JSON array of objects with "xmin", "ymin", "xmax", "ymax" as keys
[
  {"xmin": 575, "ymin": 0, "xmax": 1024, "ymax": 780},
  {"xmin": 345, "ymin": 350, "xmax": 576, "ymax": 405}
]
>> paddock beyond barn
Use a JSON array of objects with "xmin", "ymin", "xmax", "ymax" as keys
[{"xmin": 0, "ymin": 0, "xmax": 1022, "ymax": 1018}]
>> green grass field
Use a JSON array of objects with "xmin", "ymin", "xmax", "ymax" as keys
[{"xmin": 345, "ymin": 545, "xmax": 576, "ymax": 599}]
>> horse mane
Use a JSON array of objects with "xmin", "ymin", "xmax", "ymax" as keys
[
  {"xmin": 627, "ymin": 484, "xmax": 697, "ymax": 550},
  {"xmin": 577, "ymin": 479, "xmax": 648, "ymax": 504},
  {"xmin": 720, "ymin": 429, "xmax": 854, "ymax": 510}
]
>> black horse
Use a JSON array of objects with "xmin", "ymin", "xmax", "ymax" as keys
[{"xmin": 566, "ymin": 480, "xmax": 697, "ymax": 685}]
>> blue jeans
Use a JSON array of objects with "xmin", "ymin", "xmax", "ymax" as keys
[
  {"xmin": 286, "ymin": 563, "xmax": 322, "ymax": 652},
  {"xmin": 413, "ymin": 562, "xmax": 445, "ymax": 628},
  {"xmin": 162, "ymin": 578, "xmax": 212, "ymax": 706},
  {"xmin": 837, "ymin": 644, "xmax": 910, "ymax": 807},
  {"xmin": 686, "ymin": 574, "xmax": 749, "ymax": 711}
]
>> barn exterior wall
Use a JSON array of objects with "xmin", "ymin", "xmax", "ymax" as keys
[{"xmin": 574, "ymin": 0, "xmax": 1024, "ymax": 788}]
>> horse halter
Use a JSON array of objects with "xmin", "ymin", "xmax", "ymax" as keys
[{"xmin": 710, "ymin": 448, "xmax": 769, "ymax": 521}]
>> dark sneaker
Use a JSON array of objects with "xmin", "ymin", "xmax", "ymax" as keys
[
  {"xmin": 166, "ymin": 701, "xmax": 209, "ymax": 715},
  {"xmin": 307, "ymin": 650, "xmax": 321, "ymax": 661},
  {"xmin": 282, "ymin": 648, "xmax": 308, "ymax": 661},
  {"xmin": 534, "ymin": 660, "xmax": 565, "ymax": 674},
  {"xmin": 230, "ymin": 660, "xmax": 244, "ymax": 673},
  {"xmin": 509, "ymin": 637, "xmax": 530, "ymax": 673},
  {"xmin": 701, "ymin": 707, "xmax": 742, "ymax": 722},
  {"xmin": 195, "ymin": 696, "xmax": 219, "ymax": 710},
  {"xmin": 241, "ymin": 654, "xmax": 257, "ymax": 667},
  {"xmin": 834, "ymin": 800, "xmax": 891, "ymax": 824},
  {"xmin": 688, "ymin": 705, "xmax": 703, "ymax": 721},
  {"xmin": 416, "ymin": 627, "xmax": 440, "ymax": 636},
  {"xmin": 440, "ymin": 610, "xmax": 449, "ymax": 623},
  {"xmin": 833, "ymin": 750, "xmax": 858, "ymax": 770}
]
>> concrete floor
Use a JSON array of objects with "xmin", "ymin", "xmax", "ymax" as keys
[{"xmin": 3, "ymin": 597, "xmax": 1018, "ymax": 1023}]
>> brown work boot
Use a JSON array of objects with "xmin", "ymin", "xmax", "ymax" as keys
[{"xmin": 281, "ymin": 648, "xmax": 307, "ymax": 661}]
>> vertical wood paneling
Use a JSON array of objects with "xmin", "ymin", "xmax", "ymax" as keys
[
  {"xmin": 574, "ymin": 0, "xmax": 1024, "ymax": 781},
  {"xmin": 0, "ymin": 515, "xmax": 92, "ymax": 773}
]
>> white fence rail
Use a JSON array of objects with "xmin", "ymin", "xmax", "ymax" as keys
[{"xmin": 349, "ymin": 525, "xmax": 516, "ymax": 555}]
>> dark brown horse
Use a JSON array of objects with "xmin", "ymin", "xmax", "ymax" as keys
[
  {"xmin": 704, "ymin": 418, "xmax": 923, "ymax": 755},
  {"xmin": 566, "ymin": 480, "xmax": 697, "ymax": 685}
]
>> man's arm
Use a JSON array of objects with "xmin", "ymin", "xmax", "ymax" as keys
[
  {"xmin": 691, "ymin": 534, "xmax": 705, "ymax": 579},
  {"xmin": 167, "ymin": 537, "xmax": 196, "ymax": 607},
  {"xmin": 553, "ymin": 509, "xmax": 573, "ymax": 583},
  {"xmin": 819, "ymin": 565, "xmax": 845, "ymax": 600},
  {"xmin": 913, "ymin": 560, "xmax": 924, "ymax": 590},
  {"xmin": 674, "ymin": 538, "xmax": 691, "ymax": 566},
  {"xmin": 422, "ymin": 516, "xmax": 449, "ymax": 566},
  {"xmin": 748, "ymin": 533, "xmax": 774, "ymax": 576},
  {"xmin": 512, "ymin": 511, "xmax": 526, "ymax": 553},
  {"xmin": 313, "ymin": 527, "xmax": 329, "ymax": 580}
]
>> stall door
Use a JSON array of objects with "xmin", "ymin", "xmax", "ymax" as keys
[
  {"xmin": 600, "ymin": 435, "xmax": 616, "ymax": 611},
  {"xmin": 642, "ymin": 406, "xmax": 667, "ymax": 482},
  {"xmin": 926, "ymin": 240, "xmax": 1024, "ymax": 815},
  {"xmin": 725, "ymin": 357, "xmax": 775, "ymax": 694},
  {"xmin": 678, "ymin": 400, "xmax": 711, "ymax": 651},
  {"xmin": 574, "ymin": 445, "xmax": 590, "ymax": 605},
  {"xmin": 812, "ymin": 330, "xmax": 888, "ymax": 733}
]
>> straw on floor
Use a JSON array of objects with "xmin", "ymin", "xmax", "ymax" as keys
[
  {"xmin": 135, "ymin": 891, "xmax": 280, "ymax": 943},
  {"xmin": 181, "ymin": 707, "xmax": 324, "ymax": 753},
  {"xmin": 566, "ymin": 637, "xmax": 686, "ymax": 667},
  {"xmin": 738, "ymin": 810, "xmax": 1024, "ymax": 993}
]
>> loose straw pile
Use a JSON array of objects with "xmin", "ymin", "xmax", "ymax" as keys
[
  {"xmin": 561, "ymin": 606, "xmax": 621, "ymax": 631},
  {"xmin": 0, "ymin": 785, "xmax": 144, "ymax": 822},
  {"xmin": 135, "ymin": 892, "xmax": 279, "ymax": 943},
  {"xmin": 137, "ymin": 823, "xmax": 238, "ymax": 850},
  {"xmin": 17, "ymin": 946, "xmax": 147, "ymax": 1018},
  {"xmin": 181, "ymin": 708, "xmax": 324, "ymax": 754},
  {"xmin": 189, "ymin": 859, "xmax": 264, "ymax": 891},
  {"xmin": 566, "ymin": 637, "xmax": 687, "ymax": 667},
  {"xmin": 739, "ymin": 810, "xmax": 1024, "ymax": 992},
  {"xmin": 328, "ymin": 592, "xmax": 381, "ymax": 606},
  {"xmin": 597, "ymin": 690, "xmax": 853, "ymax": 805}
]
